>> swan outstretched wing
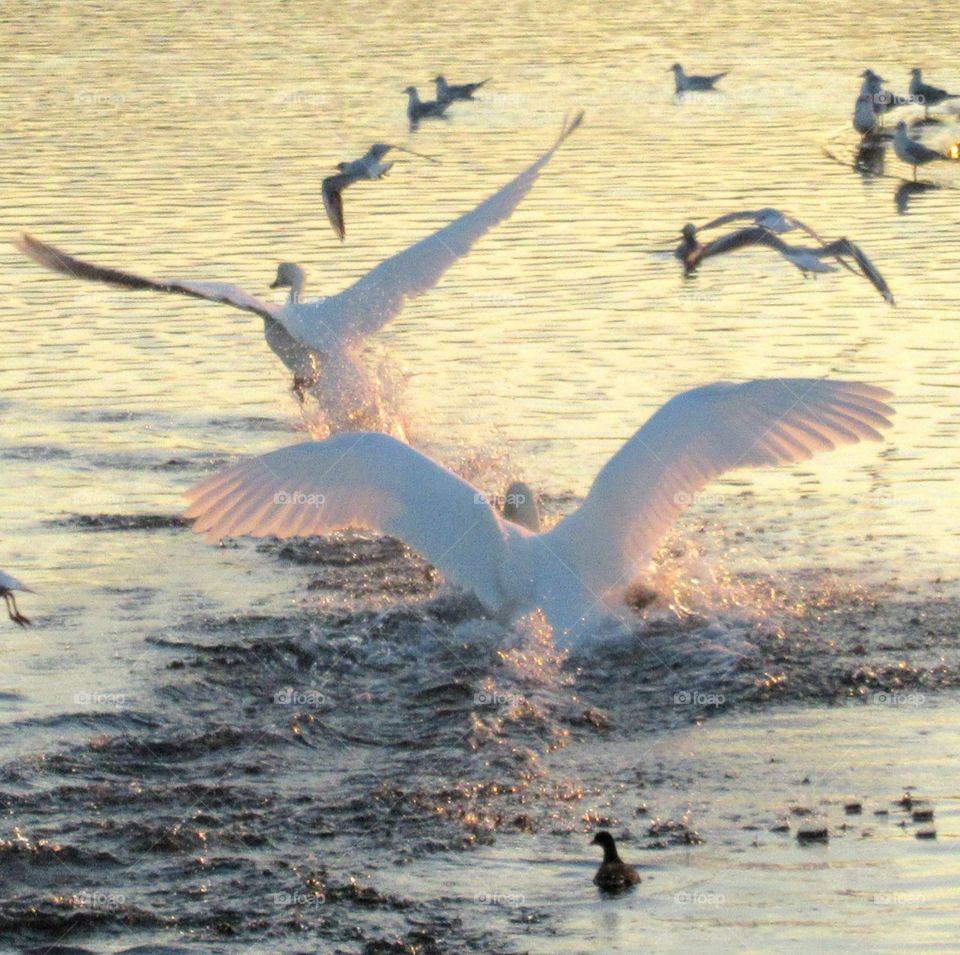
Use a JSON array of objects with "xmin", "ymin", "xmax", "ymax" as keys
[
  {"xmin": 547, "ymin": 379, "xmax": 894, "ymax": 597},
  {"xmin": 184, "ymin": 432, "xmax": 511, "ymax": 612},
  {"xmin": 283, "ymin": 112, "xmax": 584, "ymax": 349},
  {"xmin": 14, "ymin": 233, "xmax": 279, "ymax": 322}
]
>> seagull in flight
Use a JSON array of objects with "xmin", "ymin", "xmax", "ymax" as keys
[
  {"xmin": 15, "ymin": 112, "xmax": 584, "ymax": 434},
  {"xmin": 671, "ymin": 63, "xmax": 727, "ymax": 94},
  {"xmin": 909, "ymin": 69, "xmax": 960, "ymax": 120},
  {"xmin": 676, "ymin": 224, "xmax": 895, "ymax": 303},
  {"xmin": 435, "ymin": 75, "xmax": 490, "ymax": 102},
  {"xmin": 184, "ymin": 379, "xmax": 893, "ymax": 650},
  {"xmin": 0, "ymin": 570, "xmax": 33, "ymax": 627},
  {"xmin": 322, "ymin": 143, "xmax": 442, "ymax": 240},
  {"xmin": 893, "ymin": 120, "xmax": 947, "ymax": 181},
  {"xmin": 322, "ymin": 144, "xmax": 394, "ymax": 242},
  {"xmin": 404, "ymin": 86, "xmax": 450, "ymax": 129}
]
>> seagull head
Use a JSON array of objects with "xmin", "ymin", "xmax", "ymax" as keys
[
  {"xmin": 910, "ymin": 68, "xmax": 922, "ymax": 79},
  {"xmin": 501, "ymin": 480, "xmax": 540, "ymax": 532},
  {"xmin": 434, "ymin": 75, "xmax": 446, "ymax": 84},
  {"xmin": 403, "ymin": 86, "xmax": 417, "ymax": 95},
  {"xmin": 335, "ymin": 161, "xmax": 350, "ymax": 173},
  {"xmin": 895, "ymin": 119, "xmax": 908, "ymax": 133},
  {"xmin": 669, "ymin": 63, "xmax": 683, "ymax": 73},
  {"xmin": 270, "ymin": 262, "xmax": 305, "ymax": 291}
]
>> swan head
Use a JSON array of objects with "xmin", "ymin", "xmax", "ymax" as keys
[
  {"xmin": 501, "ymin": 480, "xmax": 541, "ymax": 532},
  {"xmin": 271, "ymin": 263, "xmax": 305, "ymax": 290}
]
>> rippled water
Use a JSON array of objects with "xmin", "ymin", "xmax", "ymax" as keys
[{"xmin": 1, "ymin": 0, "xmax": 959, "ymax": 952}]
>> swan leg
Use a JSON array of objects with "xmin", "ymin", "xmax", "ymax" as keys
[{"xmin": 292, "ymin": 376, "xmax": 309, "ymax": 404}]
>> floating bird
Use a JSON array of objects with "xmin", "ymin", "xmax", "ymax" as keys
[
  {"xmin": 184, "ymin": 378, "xmax": 894, "ymax": 650},
  {"xmin": 860, "ymin": 70, "xmax": 899, "ymax": 126},
  {"xmin": 677, "ymin": 225, "xmax": 895, "ymax": 303},
  {"xmin": 893, "ymin": 120, "xmax": 947, "ymax": 181},
  {"xmin": 404, "ymin": 86, "xmax": 450, "ymax": 128},
  {"xmin": 15, "ymin": 113, "xmax": 584, "ymax": 434},
  {"xmin": 909, "ymin": 69, "xmax": 960, "ymax": 120},
  {"xmin": 0, "ymin": 570, "xmax": 33, "ymax": 627},
  {"xmin": 591, "ymin": 832, "xmax": 640, "ymax": 891},
  {"xmin": 671, "ymin": 63, "xmax": 727, "ymax": 94},
  {"xmin": 435, "ymin": 74, "xmax": 490, "ymax": 102},
  {"xmin": 853, "ymin": 93, "xmax": 879, "ymax": 136}
]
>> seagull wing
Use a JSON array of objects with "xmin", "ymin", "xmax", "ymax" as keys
[
  {"xmin": 699, "ymin": 226, "xmax": 789, "ymax": 260},
  {"xmin": 283, "ymin": 112, "xmax": 584, "ymax": 349},
  {"xmin": 322, "ymin": 174, "xmax": 356, "ymax": 242},
  {"xmin": 697, "ymin": 210, "xmax": 757, "ymax": 231},
  {"xmin": 544, "ymin": 380, "xmax": 894, "ymax": 598},
  {"xmin": 14, "ymin": 233, "xmax": 278, "ymax": 322},
  {"xmin": 0, "ymin": 570, "xmax": 33, "ymax": 594},
  {"xmin": 819, "ymin": 239, "xmax": 895, "ymax": 304},
  {"xmin": 184, "ymin": 432, "xmax": 512, "ymax": 613}
]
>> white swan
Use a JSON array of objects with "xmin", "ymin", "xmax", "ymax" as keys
[
  {"xmin": 15, "ymin": 112, "xmax": 584, "ymax": 435},
  {"xmin": 184, "ymin": 379, "xmax": 894, "ymax": 650},
  {"xmin": 0, "ymin": 569, "xmax": 33, "ymax": 627}
]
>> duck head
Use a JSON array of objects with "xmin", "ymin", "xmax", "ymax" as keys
[{"xmin": 591, "ymin": 830, "xmax": 620, "ymax": 862}]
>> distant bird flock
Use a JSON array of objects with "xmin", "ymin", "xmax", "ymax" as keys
[{"xmin": 9, "ymin": 60, "xmax": 959, "ymax": 635}]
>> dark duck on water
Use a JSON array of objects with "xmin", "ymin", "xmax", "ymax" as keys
[{"xmin": 591, "ymin": 831, "xmax": 641, "ymax": 892}]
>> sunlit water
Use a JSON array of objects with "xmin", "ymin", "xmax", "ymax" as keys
[{"xmin": 1, "ymin": 0, "xmax": 959, "ymax": 952}]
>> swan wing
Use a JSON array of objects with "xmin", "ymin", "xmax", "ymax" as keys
[
  {"xmin": 546, "ymin": 379, "xmax": 894, "ymax": 597},
  {"xmin": 14, "ymin": 233, "xmax": 279, "ymax": 322},
  {"xmin": 184, "ymin": 432, "xmax": 511, "ymax": 612},
  {"xmin": 283, "ymin": 112, "xmax": 583, "ymax": 349}
]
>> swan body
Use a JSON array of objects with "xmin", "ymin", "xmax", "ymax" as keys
[
  {"xmin": 185, "ymin": 379, "xmax": 894, "ymax": 650},
  {"xmin": 15, "ymin": 113, "xmax": 583, "ymax": 434}
]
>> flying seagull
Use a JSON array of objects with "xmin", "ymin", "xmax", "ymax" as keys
[
  {"xmin": 671, "ymin": 63, "xmax": 727, "ymax": 94},
  {"xmin": 404, "ymin": 86, "xmax": 450, "ymax": 129},
  {"xmin": 184, "ymin": 378, "xmax": 893, "ymax": 650},
  {"xmin": 893, "ymin": 120, "xmax": 947, "ymax": 181},
  {"xmin": 909, "ymin": 68, "xmax": 960, "ymax": 120},
  {"xmin": 322, "ymin": 143, "xmax": 442, "ymax": 241},
  {"xmin": 676, "ymin": 225, "xmax": 895, "ymax": 304},
  {"xmin": 435, "ymin": 75, "xmax": 490, "ymax": 102},
  {"xmin": 0, "ymin": 570, "xmax": 33, "ymax": 627},
  {"xmin": 15, "ymin": 113, "xmax": 584, "ymax": 433}
]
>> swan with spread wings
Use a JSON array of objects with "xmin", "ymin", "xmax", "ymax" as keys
[
  {"xmin": 185, "ymin": 378, "xmax": 893, "ymax": 650},
  {"xmin": 16, "ymin": 112, "xmax": 583, "ymax": 435}
]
